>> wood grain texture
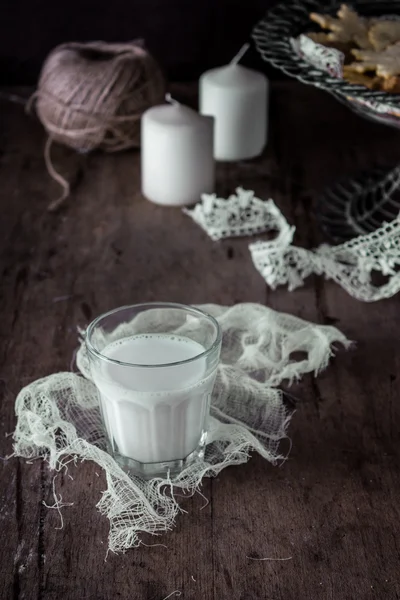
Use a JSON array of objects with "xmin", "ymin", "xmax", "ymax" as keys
[{"xmin": 1, "ymin": 83, "xmax": 400, "ymax": 600}]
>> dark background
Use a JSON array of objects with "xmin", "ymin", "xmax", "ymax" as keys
[{"xmin": 0, "ymin": 0, "xmax": 280, "ymax": 84}]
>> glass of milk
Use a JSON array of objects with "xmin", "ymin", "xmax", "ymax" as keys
[{"xmin": 86, "ymin": 303, "xmax": 222, "ymax": 478}]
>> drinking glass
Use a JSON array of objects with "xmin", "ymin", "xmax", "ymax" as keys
[{"xmin": 86, "ymin": 302, "xmax": 221, "ymax": 478}]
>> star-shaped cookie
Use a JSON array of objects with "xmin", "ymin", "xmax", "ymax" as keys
[
  {"xmin": 350, "ymin": 42, "xmax": 400, "ymax": 78},
  {"xmin": 310, "ymin": 4, "xmax": 373, "ymax": 49},
  {"xmin": 369, "ymin": 21, "xmax": 400, "ymax": 51}
]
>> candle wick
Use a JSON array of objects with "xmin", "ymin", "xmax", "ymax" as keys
[
  {"xmin": 230, "ymin": 43, "xmax": 250, "ymax": 65},
  {"xmin": 165, "ymin": 93, "xmax": 180, "ymax": 106}
]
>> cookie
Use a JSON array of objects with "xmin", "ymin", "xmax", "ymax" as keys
[
  {"xmin": 382, "ymin": 75, "xmax": 400, "ymax": 93},
  {"xmin": 310, "ymin": 4, "xmax": 373, "ymax": 49},
  {"xmin": 342, "ymin": 66, "xmax": 382, "ymax": 89},
  {"xmin": 369, "ymin": 21, "xmax": 400, "ymax": 51},
  {"xmin": 351, "ymin": 42, "xmax": 400, "ymax": 78},
  {"xmin": 306, "ymin": 32, "xmax": 332, "ymax": 44}
]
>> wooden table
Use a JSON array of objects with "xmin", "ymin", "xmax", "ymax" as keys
[{"xmin": 2, "ymin": 82, "xmax": 400, "ymax": 600}]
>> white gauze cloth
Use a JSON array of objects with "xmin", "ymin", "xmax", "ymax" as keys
[{"xmin": 13, "ymin": 303, "xmax": 350, "ymax": 552}]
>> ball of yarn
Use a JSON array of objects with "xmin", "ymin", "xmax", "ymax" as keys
[{"xmin": 34, "ymin": 41, "xmax": 166, "ymax": 152}]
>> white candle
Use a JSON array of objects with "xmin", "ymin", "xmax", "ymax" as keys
[
  {"xmin": 141, "ymin": 97, "xmax": 215, "ymax": 206},
  {"xmin": 199, "ymin": 44, "xmax": 269, "ymax": 161}
]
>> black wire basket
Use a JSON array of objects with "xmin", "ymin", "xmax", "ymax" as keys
[
  {"xmin": 252, "ymin": 0, "xmax": 400, "ymax": 128},
  {"xmin": 252, "ymin": 0, "xmax": 400, "ymax": 242},
  {"xmin": 317, "ymin": 165, "xmax": 400, "ymax": 242}
]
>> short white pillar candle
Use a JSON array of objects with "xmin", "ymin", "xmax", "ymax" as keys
[
  {"xmin": 199, "ymin": 44, "xmax": 269, "ymax": 161},
  {"xmin": 141, "ymin": 96, "xmax": 215, "ymax": 206}
]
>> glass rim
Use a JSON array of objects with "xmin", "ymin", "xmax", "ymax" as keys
[{"xmin": 85, "ymin": 302, "xmax": 222, "ymax": 369}]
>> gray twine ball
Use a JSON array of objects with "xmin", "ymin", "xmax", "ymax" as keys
[{"xmin": 33, "ymin": 40, "xmax": 166, "ymax": 153}]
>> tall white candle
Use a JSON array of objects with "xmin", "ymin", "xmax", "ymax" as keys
[
  {"xmin": 199, "ymin": 44, "xmax": 269, "ymax": 161},
  {"xmin": 141, "ymin": 97, "xmax": 215, "ymax": 206}
]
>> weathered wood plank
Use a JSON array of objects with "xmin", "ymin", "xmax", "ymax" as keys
[{"xmin": 0, "ymin": 100, "xmax": 47, "ymax": 600}]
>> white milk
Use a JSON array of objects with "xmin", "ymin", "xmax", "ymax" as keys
[{"xmin": 91, "ymin": 334, "xmax": 216, "ymax": 464}]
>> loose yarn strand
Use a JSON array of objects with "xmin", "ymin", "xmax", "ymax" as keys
[{"xmin": 44, "ymin": 137, "xmax": 70, "ymax": 212}]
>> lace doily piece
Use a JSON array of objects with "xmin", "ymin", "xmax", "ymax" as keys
[
  {"xmin": 291, "ymin": 34, "xmax": 345, "ymax": 78},
  {"xmin": 183, "ymin": 187, "xmax": 284, "ymax": 241},
  {"xmin": 249, "ymin": 206, "xmax": 400, "ymax": 302},
  {"xmin": 183, "ymin": 187, "xmax": 400, "ymax": 302},
  {"xmin": 13, "ymin": 303, "xmax": 349, "ymax": 553}
]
